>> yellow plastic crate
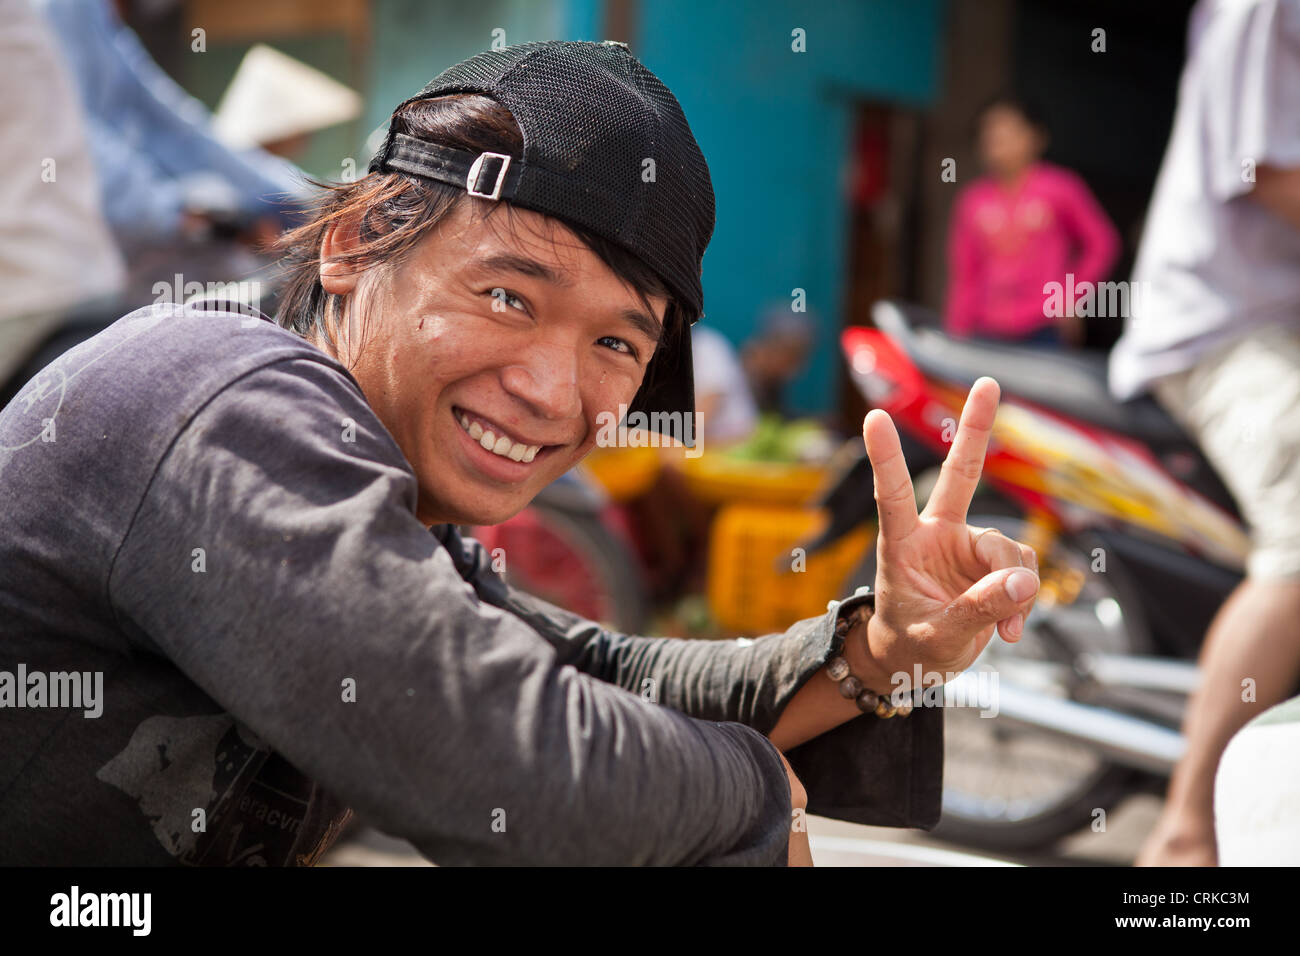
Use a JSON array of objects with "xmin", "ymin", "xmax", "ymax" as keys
[
  {"xmin": 680, "ymin": 455, "xmax": 829, "ymax": 506},
  {"xmin": 707, "ymin": 503, "xmax": 873, "ymax": 636}
]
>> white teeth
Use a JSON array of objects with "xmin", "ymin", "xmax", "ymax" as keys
[{"xmin": 456, "ymin": 410, "xmax": 542, "ymax": 463}]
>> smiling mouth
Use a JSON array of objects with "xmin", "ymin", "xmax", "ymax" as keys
[{"xmin": 453, "ymin": 406, "xmax": 556, "ymax": 463}]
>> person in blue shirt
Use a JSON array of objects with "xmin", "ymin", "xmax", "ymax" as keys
[{"xmin": 36, "ymin": 0, "xmax": 310, "ymax": 248}]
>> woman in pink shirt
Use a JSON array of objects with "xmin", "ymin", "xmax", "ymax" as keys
[{"xmin": 945, "ymin": 95, "xmax": 1120, "ymax": 346}]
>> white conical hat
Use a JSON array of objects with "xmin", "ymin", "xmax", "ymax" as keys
[{"xmin": 213, "ymin": 44, "xmax": 362, "ymax": 149}]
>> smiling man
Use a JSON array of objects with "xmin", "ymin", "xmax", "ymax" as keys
[
  {"xmin": 314, "ymin": 200, "xmax": 670, "ymax": 526},
  {"xmin": 0, "ymin": 41, "xmax": 1040, "ymax": 866}
]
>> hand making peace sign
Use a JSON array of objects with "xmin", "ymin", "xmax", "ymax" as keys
[{"xmin": 860, "ymin": 377, "xmax": 1041, "ymax": 684}]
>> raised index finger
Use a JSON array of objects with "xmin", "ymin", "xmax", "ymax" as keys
[
  {"xmin": 925, "ymin": 376, "xmax": 1000, "ymax": 523},
  {"xmin": 863, "ymin": 408, "xmax": 919, "ymax": 542}
]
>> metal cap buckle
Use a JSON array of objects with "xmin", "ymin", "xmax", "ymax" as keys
[{"xmin": 466, "ymin": 151, "xmax": 511, "ymax": 200}]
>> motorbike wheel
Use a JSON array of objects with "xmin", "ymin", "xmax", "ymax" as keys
[
  {"xmin": 851, "ymin": 491, "xmax": 1153, "ymax": 853},
  {"xmin": 466, "ymin": 501, "xmax": 651, "ymax": 636}
]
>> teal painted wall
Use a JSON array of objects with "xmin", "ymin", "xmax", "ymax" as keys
[
  {"xmin": 632, "ymin": 0, "xmax": 943, "ymax": 415},
  {"xmin": 363, "ymin": 0, "xmax": 568, "ymax": 147}
]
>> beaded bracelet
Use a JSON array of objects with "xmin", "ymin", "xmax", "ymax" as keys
[{"xmin": 826, "ymin": 598, "xmax": 913, "ymax": 718}]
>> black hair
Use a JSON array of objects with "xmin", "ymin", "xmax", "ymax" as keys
[{"xmin": 971, "ymin": 91, "xmax": 1051, "ymax": 143}]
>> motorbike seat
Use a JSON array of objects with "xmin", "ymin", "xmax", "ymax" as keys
[{"xmin": 872, "ymin": 301, "xmax": 1189, "ymax": 446}]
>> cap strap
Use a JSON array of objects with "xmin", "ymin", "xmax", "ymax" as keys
[{"xmin": 381, "ymin": 133, "xmax": 521, "ymax": 201}]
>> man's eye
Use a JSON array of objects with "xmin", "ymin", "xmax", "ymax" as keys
[
  {"xmin": 598, "ymin": 335, "xmax": 637, "ymax": 359},
  {"xmin": 488, "ymin": 288, "xmax": 528, "ymax": 313}
]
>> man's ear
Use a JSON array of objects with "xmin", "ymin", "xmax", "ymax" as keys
[{"xmin": 319, "ymin": 213, "xmax": 366, "ymax": 296}]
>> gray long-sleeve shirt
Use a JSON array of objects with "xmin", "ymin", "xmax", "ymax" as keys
[{"xmin": 0, "ymin": 302, "xmax": 942, "ymax": 866}]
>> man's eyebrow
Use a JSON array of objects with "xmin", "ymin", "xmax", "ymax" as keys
[
  {"xmin": 617, "ymin": 307, "xmax": 663, "ymax": 348},
  {"xmin": 471, "ymin": 252, "xmax": 573, "ymax": 287}
]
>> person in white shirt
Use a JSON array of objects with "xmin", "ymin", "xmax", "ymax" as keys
[
  {"xmin": 1108, "ymin": 0, "xmax": 1300, "ymax": 867},
  {"xmin": 691, "ymin": 323, "xmax": 759, "ymax": 445},
  {"xmin": 0, "ymin": 0, "xmax": 124, "ymax": 386}
]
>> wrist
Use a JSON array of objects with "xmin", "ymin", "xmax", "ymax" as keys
[
  {"xmin": 847, "ymin": 613, "xmax": 897, "ymax": 697},
  {"xmin": 825, "ymin": 597, "xmax": 913, "ymax": 718}
]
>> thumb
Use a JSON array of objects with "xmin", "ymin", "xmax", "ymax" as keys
[{"xmin": 946, "ymin": 567, "xmax": 1039, "ymax": 631}]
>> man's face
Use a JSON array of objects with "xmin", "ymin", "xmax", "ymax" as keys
[{"xmin": 322, "ymin": 202, "xmax": 667, "ymax": 527}]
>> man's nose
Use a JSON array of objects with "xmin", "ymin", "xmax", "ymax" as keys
[{"xmin": 499, "ymin": 339, "xmax": 583, "ymax": 420}]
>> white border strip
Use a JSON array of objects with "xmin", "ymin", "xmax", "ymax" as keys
[{"xmin": 808, "ymin": 835, "xmax": 1022, "ymax": 867}]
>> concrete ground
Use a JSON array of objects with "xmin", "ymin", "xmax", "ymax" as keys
[{"xmin": 320, "ymin": 793, "xmax": 1163, "ymax": 867}]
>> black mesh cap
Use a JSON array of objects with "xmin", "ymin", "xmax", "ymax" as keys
[{"xmin": 368, "ymin": 40, "xmax": 713, "ymax": 443}]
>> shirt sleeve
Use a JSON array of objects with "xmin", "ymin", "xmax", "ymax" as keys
[
  {"xmin": 82, "ymin": 113, "xmax": 187, "ymax": 242},
  {"xmin": 443, "ymin": 528, "xmax": 944, "ymax": 830},
  {"xmin": 1198, "ymin": 0, "xmax": 1300, "ymax": 201},
  {"xmin": 107, "ymin": 357, "xmax": 795, "ymax": 866}
]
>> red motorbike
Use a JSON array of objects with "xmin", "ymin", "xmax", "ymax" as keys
[
  {"xmin": 808, "ymin": 300, "xmax": 1264, "ymax": 851},
  {"xmin": 462, "ymin": 471, "xmax": 650, "ymax": 635}
]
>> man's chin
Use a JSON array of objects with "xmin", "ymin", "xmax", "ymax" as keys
[
  {"xmin": 459, "ymin": 507, "xmax": 526, "ymax": 528},
  {"xmin": 421, "ymin": 491, "xmax": 533, "ymax": 529}
]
